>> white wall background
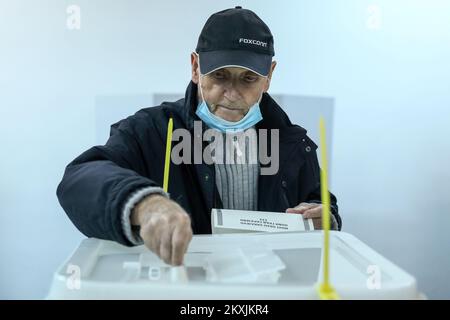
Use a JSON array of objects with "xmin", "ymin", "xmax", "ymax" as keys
[{"xmin": 1, "ymin": 0, "xmax": 449, "ymax": 299}]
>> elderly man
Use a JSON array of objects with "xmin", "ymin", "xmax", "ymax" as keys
[{"xmin": 57, "ymin": 6, "xmax": 341, "ymax": 266}]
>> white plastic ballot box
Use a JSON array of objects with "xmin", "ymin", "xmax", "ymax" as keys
[{"xmin": 47, "ymin": 231, "xmax": 420, "ymax": 299}]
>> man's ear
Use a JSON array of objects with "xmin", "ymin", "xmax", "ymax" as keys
[
  {"xmin": 191, "ymin": 52, "xmax": 200, "ymax": 84},
  {"xmin": 263, "ymin": 60, "xmax": 277, "ymax": 92}
]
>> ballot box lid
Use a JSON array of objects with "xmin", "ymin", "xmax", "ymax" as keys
[{"xmin": 47, "ymin": 231, "xmax": 419, "ymax": 299}]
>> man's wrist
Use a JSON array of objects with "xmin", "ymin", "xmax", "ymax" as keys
[{"xmin": 131, "ymin": 193, "xmax": 167, "ymax": 226}]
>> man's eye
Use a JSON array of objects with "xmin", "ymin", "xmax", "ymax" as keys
[
  {"xmin": 244, "ymin": 75, "xmax": 258, "ymax": 82},
  {"xmin": 212, "ymin": 72, "xmax": 226, "ymax": 79}
]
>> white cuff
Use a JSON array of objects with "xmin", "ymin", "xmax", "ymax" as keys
[{"xmin": 121, "ymin": 186, "xmax": 169, "ymax": 245}]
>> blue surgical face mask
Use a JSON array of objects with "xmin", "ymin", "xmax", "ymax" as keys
[{"xmin": 195, "ymin": 74, "xmax": 264, "ymax": 133}]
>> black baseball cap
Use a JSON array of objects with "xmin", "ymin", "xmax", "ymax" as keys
[{"xmin": 195, "ymin": 6, "xmax": 275, "ymax": 77}]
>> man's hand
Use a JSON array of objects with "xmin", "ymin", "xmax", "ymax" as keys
[
  {"xmin": 286, "ymin": 202, "xmax": 323, "ymax": 229},
  {"xmin": 131, "ymin": 194, "xmax": 193, "ymax": 266}
]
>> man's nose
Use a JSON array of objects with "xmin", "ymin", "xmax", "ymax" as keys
[{"xmin": 223, "ymin": 84, "xmax": 241, "ymax": 102}]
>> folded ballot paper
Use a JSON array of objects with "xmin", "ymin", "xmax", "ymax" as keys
[{"xmin": 211, "ymin": 208, "xmax": 314, "ymax": 234}]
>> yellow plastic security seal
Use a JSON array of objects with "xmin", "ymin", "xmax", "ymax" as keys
[
  {"xmin": 316, "ymin": 117, "xmax": 340, "ymax": 300},
  {"xmin": 163, "ymin": 118, "xmax": 174, "ymax": 193}
]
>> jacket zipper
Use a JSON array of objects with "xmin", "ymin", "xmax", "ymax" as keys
[{"xmin": 280, "ymin": 141, "xmax": 304, "ymax": 209}]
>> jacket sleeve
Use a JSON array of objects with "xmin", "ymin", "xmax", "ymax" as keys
[
  {"xmin": 56, "ymin": 116, "xmax": 161, "ymax": 246},
  {"xmin": 302, "ymin": 138, "xmax": 342, "ymax": 231}
]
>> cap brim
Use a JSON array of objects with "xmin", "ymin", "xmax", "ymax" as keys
[{"xmin": 198, "ymin": 50, "xmax": 272, "ymax": 77}]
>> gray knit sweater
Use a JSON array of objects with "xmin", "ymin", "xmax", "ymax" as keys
[{"xmin": 213, "ymin": 127, "xmax": 259, "ymax": 211}]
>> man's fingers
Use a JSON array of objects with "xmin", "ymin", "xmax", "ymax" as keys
[
  {"xmin": 303, "ymin": 206, "xmax": 322, "ymax": 219},
  {"xmin": 312, "ymin": 218, "xmax": 322, "ymax": 230},
  {"xmin": 137, "ymin": 197, "xmax": 193, "ymax": 265},
  {"xmin": 141, "ymin": 222, "xmax": 159, "ymax": 255},
  {"xmin": 286, "ymin": 208, "xmax": 307, "ymax": 214},
  {"xmin": 286, "ymin": 203, "xmax": 318, "ymax": 214},
  {"xmin": 159, "ymin": 225, "xmax": 174, "ymax": 265},
  {"xmin": 286, "ymin": 203, "xmax": 310, "ymax": 214},
  {"xmin": 149, "ymin": 220, "xmax": 164, "ymax": 256},
  {"xmin": 171, "ymin": 220, "xmax": 192, "ymax": 266}
]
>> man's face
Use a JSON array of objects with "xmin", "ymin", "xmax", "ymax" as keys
[{"xmin": 191, "ymin": 53, "xmax": 276, "ymax": 122}]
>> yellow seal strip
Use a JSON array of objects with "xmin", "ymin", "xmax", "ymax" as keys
[
  {"xmin": 316, "ymin": 117, "xmax": 340, "ymax": 300},
  {"xmin": 163, "ymin": 118, "xmax": 174, "ymax": 193}
]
